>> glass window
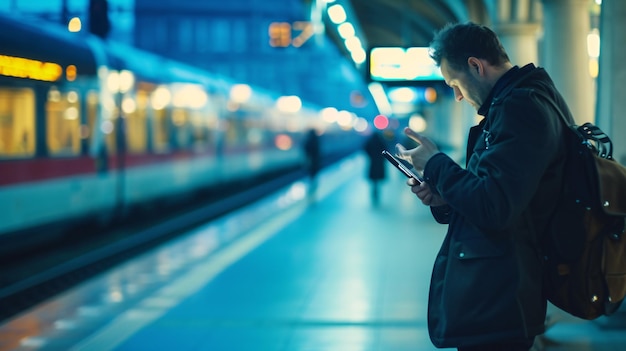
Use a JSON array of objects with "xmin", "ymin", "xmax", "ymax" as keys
[
  {"xmin": 0, "ymin": 88, "xmax": 36, "ymax": 158},
  {"xmin": 232, "ymin": 19, "xmax": 247, "ymax": 53},
  {"xmin": 223, "ymin": 106, "xmax": 263, "ymax": 148},
  {"xmin": 196, "ymin": 19, "xmax": 210, "ymax": 53},
  {"xmin": 212, "ymin": 19, "xmax": 230, "ymax": 53},
  {"xmin": 190, "ymin": 110, "xmax": 208, "ymax": 151},
  {"xmin": 46, "ymin": 87, "xmax": 81, "ymax": 156},
  {"xmin": 141, "ymin": 17, "xmax": 168, "ymax": 53},
  {"xmin": 179, "ymin": 19, "xmax": 193, "ymax": 53},
  {"xmin": 152, "ymin": 108, "xmax": 170, "ymax": 153},
  {"xmin": 138, "ymin": 18, "xmax": 155, "ymax": 51},
  {"xmin": 103, "ymin": 117, "xmax": 118, "ymax": 155},
  {"xmin": 260, "ymin": 19, "xmax": 272, "ymax": 53},
  {"xmin": 125, "ymin": 91, "xmax": 148, "ymax": 154},
  {"xmin": 85, "ymin": 90, "xmax": 99, "ymax": 150},
  {"xmin": 172, "ymin": 108, "xmax": 191, "ymax": 149},
  {"xmin": 223, "ymin": 114, "xmax": 241, "ymax": 147}
]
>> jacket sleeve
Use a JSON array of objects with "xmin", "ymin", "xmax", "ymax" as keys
[
  {"xmin": 430, "ymin": 204, "xmax": 452, "ymax": 224},
  {"xmin": 423, "ymin": 90, "xmax": 563, "ymax": 232}
]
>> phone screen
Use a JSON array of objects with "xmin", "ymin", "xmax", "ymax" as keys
[{"xmin": 381, "ymin": 150, "xmax": 423, "ymax": 184}]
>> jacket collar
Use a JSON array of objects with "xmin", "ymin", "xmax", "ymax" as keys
[{"xmin": 477, "ymin": 63, "xmax": 537, "ymax": 116}]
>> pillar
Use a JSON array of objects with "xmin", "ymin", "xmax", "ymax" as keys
[
  {"xmin": 490, "ymin": 0, "xmax": 542, "ymax": 66},
  {"xmin": 494, "ymin": 22, "xmax": 541, "ymax": 66},
  {"xmin": 596, "ymin": 0, "xmax": 626, "ymax": 165},
  {"xmin": 541, "ymin": 0, "xmax": 595, "ymax": 124}
]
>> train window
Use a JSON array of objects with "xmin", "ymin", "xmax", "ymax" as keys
[
  {"xmin": 190, "ymin": 110, "xmax": 211, "ymax": 151},
  {"xmin": 85, "ymin": 91, "xmax": 99, "ymax": 150},
  {"xmin": 152, "ymin": 108, "xmax": 170, "ymax": 153},
  {"xmin": 125, "ymin": 92, "xmax": 148, "ymax": 154},
  {"xmin": 46, "ymin": 87, "xmax": 81, "ymax": 156},
  {"xmin": 0, "ymin": 88, "xmax": 36, "ymax": 158},
  {"xmin": 223, "ymin": 111, "xmax": 240, "ymax": 147},
  {"xmin": 172, "ymin": 108, "xmax": 191, "ymax": 149},
  {"xmin": 103, "ymin": 118, "xmax": 117, "ymax": 155}
]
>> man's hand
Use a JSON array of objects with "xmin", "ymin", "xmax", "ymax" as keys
[
  {"xmin": 398, "ymin": 128, "xmax": 446, "ymax": 207},
  {"xmin": 395, "ymin": 127, "xmax": 440, "ymax": 171},
  {"xmin": 408, "ymin": 178, "xmax": 447, "ymax": 207}
]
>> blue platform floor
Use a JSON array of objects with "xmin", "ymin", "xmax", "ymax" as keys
[{"xmin": 1, "ymin": 153, "xmax": 625, "ymax": 351}]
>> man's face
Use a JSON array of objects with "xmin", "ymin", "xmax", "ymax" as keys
[{"xmin": 440, "ymin": 58, "xmax": 488, "ymax": 111}]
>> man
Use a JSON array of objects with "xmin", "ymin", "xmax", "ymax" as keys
[
  {"xmin": 363, "ymin": 131, "xmax": 388, "ymax": 205},
  {"xmin": 303, "ymin": 128, "xmax": 321, "ymax": 200},
  {"xmin": 396, "ymin": 22, "xmax": 573, "ymax": 350}
]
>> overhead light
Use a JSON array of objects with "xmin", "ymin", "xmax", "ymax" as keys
[
  {"xmin": 388, "ymin": 87, "xmax": 417, "ymax": 103},
  {"xmin": 587, "ymin": 29, "xmax": 600, "ymax": 58},
  {"xmin": 68, "ymin": 17, "xmax": 81, "ymax": 32},
  {"xmin": 328, "ymin": 4, "xmax": 347, "ymax": 24},
  {"xmin": 351, "ymin": 48, "xmax": 366, "ymax": 65},
  {"xmin": 337, "ymin": 22, "xmax": 355, "ymax": 38},
  {"xmin": 320, "ymin": 107, "xmax": 339, "ymax": 123},
  {"xmin": 230, "ymin": 84, "xmax": 252, "ymax": 103},
  {"xmin": 276, "ymin": 95, "xmax": 302, "ymax": 113},
  {"xmin": 344, "ymin": 36, "xmax": 362, "ymax": 52},
  {"xmin": 368, "ymin": 82, "xmax": 393, "ymax": 116}
]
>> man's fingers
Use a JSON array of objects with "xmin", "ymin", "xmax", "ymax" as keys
[
  {"xmin": 395, "ymin": 143, "xmax": 410, "ymax": 159},
  {"xmin": 404, "ymin": 127, "xmax": 424, "ymax": 144}
]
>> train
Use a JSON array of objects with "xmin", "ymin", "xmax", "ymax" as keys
[{"xmin": 0, "ymin": 13, "xmax": 371, "ymax": 254}]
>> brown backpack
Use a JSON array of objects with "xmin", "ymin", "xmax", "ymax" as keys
[{"xmin": 538, "ymin": 90, "xmax": 626, "ymax": 320}]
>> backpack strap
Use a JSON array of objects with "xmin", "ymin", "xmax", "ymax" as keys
[
  {"xmin": 531, "ymin": 90, "xmax": 614, "ymax": 160},
  {"xmin": 577, "ymin": 124, "xmax": 613, "ymax": 159}
]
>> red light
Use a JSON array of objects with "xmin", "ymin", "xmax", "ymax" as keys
[
  {"xmin": 275, "ymin": 134, "xmax": 293, "ymax": 150},
  {"xmin": 373, "ymin": 115, "xmax": 389, "ymax": 130}
]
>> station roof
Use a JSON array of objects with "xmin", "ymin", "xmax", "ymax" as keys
[{"xmin": 324, "ymin": 0, "xmax": 488, "ymax": 53}]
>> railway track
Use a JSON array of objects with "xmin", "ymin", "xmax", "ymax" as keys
[{"xmin": 0, "ymin": 167, "xmax": 307, "ymax": 323}]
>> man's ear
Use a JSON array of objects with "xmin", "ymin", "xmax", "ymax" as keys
[{"xmin": 467, "ymin": 57, "xmax": 483, "ymax": 76}]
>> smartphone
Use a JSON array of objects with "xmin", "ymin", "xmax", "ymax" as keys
[{"xmin": 381, "ymin": 150, "xmax": 423, "ymax": 184}]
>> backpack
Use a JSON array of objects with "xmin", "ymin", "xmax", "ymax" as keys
[{"xmin": 537, "ymin": 90, "xmax": 626, "ymax": 320}]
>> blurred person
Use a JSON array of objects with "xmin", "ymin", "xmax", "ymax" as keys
[
  {"xmin": 303, "ymin": 128, "xmax": 321, "ymax": 200},
  {"xmin": 395, "ymin": 22, "xmax": 572, "ymax": 351},
  {"xmin": 363, "ymin": 131, "xmax": 387, "ymax": 205}
]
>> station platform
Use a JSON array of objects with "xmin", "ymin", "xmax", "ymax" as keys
[{"xmin": 1, "ymin": 153, "xmax": 625, "ymax": 351}]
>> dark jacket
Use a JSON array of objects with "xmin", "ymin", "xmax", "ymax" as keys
[
  {"xmin": 364, "ymin": 132, "xmax": 387, "ymax": 180},
  {"xmin": 422, "ymin": 64, "xmax": 572, "ymax": 347},
  {"xmin": 303, "ymin": 130, "xmax": 321, "ymax": 176}
]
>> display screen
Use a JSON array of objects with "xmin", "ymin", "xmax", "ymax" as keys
[{"xmin": 369, "ymin": 47, "xmax": 443, "ymax": 82}]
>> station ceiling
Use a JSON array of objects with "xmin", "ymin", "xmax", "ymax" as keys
[{"xmin": 341, "ymin": 0, "xmax": 488, "ymax": 49}]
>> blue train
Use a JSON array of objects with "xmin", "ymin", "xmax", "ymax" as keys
[{"xmin": 0, "ymin": 13, "xmax": 371, "ymax": 249}]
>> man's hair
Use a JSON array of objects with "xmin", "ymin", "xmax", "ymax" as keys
[{"xmin": 429, "ymin": 22, "xmax": 510, "ymax": 72}]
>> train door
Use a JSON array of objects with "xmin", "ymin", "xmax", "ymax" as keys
[{"xmin": 0, "ymin": 85, "xmax": 37, "ymax": 160}]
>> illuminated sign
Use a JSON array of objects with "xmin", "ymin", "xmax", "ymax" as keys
[
  {"xmin": 268, "ymin": 21, "xmax": 314, "ymax": 48},
  {"xmin": 369, "ymin": 47, "xmax": 444, "ymax": 82},
  {"xmin": 0, "ymin": 54, "xmax": 63, "ymax": 82}
]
